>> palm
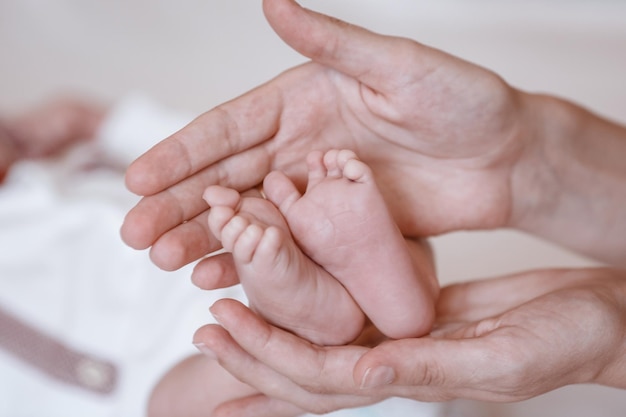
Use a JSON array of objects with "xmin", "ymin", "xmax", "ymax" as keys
[
  {"xmin": 193, "ymin": 268, "xmax": 626, "ymax": 416},
  {"xmin": 426, "ymin": 270, "xmax": 625, "ymax": 401},
  {"xmin": 270, "ymin": 62, "xmax": 523, "ymax": 236},
  {"xmin": 122, "ymin": 0, "xmax": 526, "ymax": 270}
]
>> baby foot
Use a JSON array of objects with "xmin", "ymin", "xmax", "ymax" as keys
[
  {"xmin": 204, "ymin": 186, "xmax": 365, "ymax": 345},
  {"xmin": 264, "ymin": 149, "xmax": 436, "ymax": 338}
]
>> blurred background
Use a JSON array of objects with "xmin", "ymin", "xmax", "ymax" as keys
[{"xmin": 1, "ymin": 0, "xmax": 625, "ymax": 416}]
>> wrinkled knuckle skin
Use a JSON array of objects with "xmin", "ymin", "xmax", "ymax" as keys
[{"xmin": 414, "ymin": 360, "xmax": 447, "ymax": 387}]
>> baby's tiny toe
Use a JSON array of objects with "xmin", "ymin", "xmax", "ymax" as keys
[
  {"xmin": 203, "ymin": 186, "xmax": 241, "ymax": 208},
  {"xmin": 322, "ymin": 149, "xmax": 342, "ymax": 177},
  {"xmin": 233, "ymin": 223, "xmax": 265, "ymax": 264},
  {"xmin": 221, "ymin": 215, "xmax": 251, "ymax": 251},
  {"xmin": 208, "ymin": 206, "xmax": 236, "ymax": 239},
  {"xmin": 336, "ymin": 149, "xmax": 358, "ymax": 167},
  {"xmin": 343, "ymin": 158, "xmax": 372, "ymax": 183}
]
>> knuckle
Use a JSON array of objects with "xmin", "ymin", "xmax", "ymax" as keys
[
  {"xmin": 299, "ymin": 349, "xmax": 333, "ymax": 394},
  {"xmin": 488, "ymin": 345, "xmax": 535, "ymax": 394},
  {"xmin": 416, "ymin": 360, "xmax": 447, "ymax": 386}
]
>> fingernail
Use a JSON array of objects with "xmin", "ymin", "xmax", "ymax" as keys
[
  {"xmin": 193, "ymin": 342, "xmax": 217, "ymax": 360},
  {"xmin": 360, "ymin": 366, "xmax": 395, "ymax": 389}
]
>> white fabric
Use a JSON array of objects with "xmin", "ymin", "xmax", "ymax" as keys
[
  {"xmin": 0, "ymin": 96, "xmax": 448, "ymax": 417},
  {"xmin": 0, "ymin": 95, "xmax": 216, "ymax": 416}
]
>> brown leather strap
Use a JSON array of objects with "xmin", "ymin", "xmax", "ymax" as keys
[{"xmin": 0, "ymin": 305, "xmax": 118, "ymax": 395}]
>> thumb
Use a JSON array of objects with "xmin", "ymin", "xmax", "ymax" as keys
[
  {"xmin": 354, "ymin": 337, "xmax": 499, "ymax": 392},
  {"xmin": 262, "ymin": 0, "xmax": 439, "ymax": 91}
]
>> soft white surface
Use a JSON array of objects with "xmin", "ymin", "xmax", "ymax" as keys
[{"xmin": 0, "ymin": 97, "xmax": 209, "ymax": 416}]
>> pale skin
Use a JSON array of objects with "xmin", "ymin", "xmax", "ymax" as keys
[
  {"xmin": 0, "ymin": 97, "xmax": 104, "ymax": 182},
  {"xmin": 124, "ymin": 0, "xmax": 626, "ymax": 414},
  {"xmin": 195, "ymin": 267, "xmax": 626, "ymax": 416},
  {"xmin": 147, "ymin": 354, "xmax": 263, "ymax": 417},
  {"xmin": 122, "ymin": 0, "xmax": 626, "ymax": 270},
  {"xmin": 151, "ymin": 148, "xmax": 436, "ymax": 416},
  {"xmin": 204, "ymin": 155, "xmax": 366, "ymax": 345},
  {"xmin": 205, "ymin": 149, "xmax": 436, "ymax": 344},
  {"xmin": 152, "ymin": 267, "xmax": 626, "ymax": 417},
  {"xmin": 0, "ymin": 124, "xmax": 19, "ymax": 182}
]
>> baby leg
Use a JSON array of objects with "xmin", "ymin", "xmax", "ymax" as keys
[
  {"xmin": 264, "ymin": 149, "xmax": 436, "ymax": 339},
  {"xmin": 148, "ymin": 354, "xmax": 259, "ymax": 417},
  {"xmin": 204, "ymin": 186, "xmax": 365, "ymax": 345},
  {"xmin": 0, "ymin": 125, "xmax": 19, "ymax": 182}
]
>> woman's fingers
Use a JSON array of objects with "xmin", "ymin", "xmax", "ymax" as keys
[
  {"xmin": 355, "ymin": 336, "xmax": 506, "ymax": 400},
  {"xmin": 191, "ymin": 252, "xmax": 240, "ymax": 290},
  {"xmin": 207, "ymin": 299, "xmax": 368, "ymax": 394},
  {"xmin": 125, "ymin": 83, "xmax": 282, "ymax": 197},
  {"xmin": 122, "ymin": 142, "xmax": 273, "ymax": 253},
  {"xmin": 194, "ymin": 313, "xmax": 376, "ymax": 414}
]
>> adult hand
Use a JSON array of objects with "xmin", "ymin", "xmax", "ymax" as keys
[
  {"xmin": 122, "ymin": 0, "xmax": 530, "ymax": 272},
  {"xmin": 193, "ymin": 267, "xmax": 626, "ymax": 416}
]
